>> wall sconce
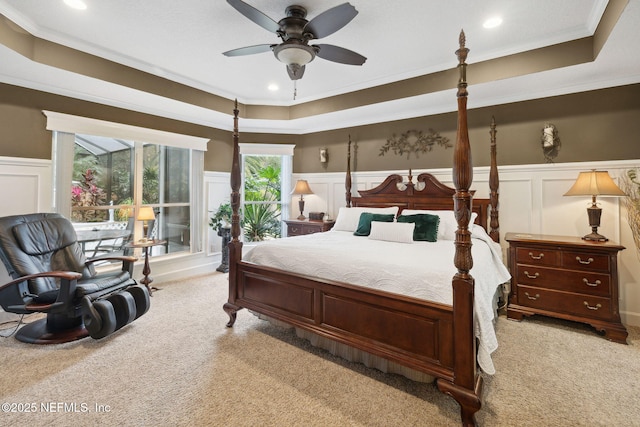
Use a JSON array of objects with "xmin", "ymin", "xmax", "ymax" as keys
[
  {"xmin": 137, "ymin": 206, "xmax": 155, "ymax": 242},
  {"xmin": 320, "ymin": 148, "xmax": 328, "ymax": 163},
  {"xmin": 541, "ymin": 123, "xmax": 561, "ymax": 163},
  {"xmin": 291, "ymin": 180, "xmax": 314, "ymax": 220},
  {"xmin": 564, "ymin": 170, "xmax": 626, "ymax": 241}
]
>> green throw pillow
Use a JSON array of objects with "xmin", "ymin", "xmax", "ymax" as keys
[
  {"xmin": 353, "ymin": 213, "xmax": 395, "ymax": 236},
  {"xmin": 397, "ymin": 214, "xmax": 440, "ymax": 242}
]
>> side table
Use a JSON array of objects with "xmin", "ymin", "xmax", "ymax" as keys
[
  {"xmin": 127, "ymin": 239, "xmax": 166, "ymax": 296},
  {"xmin": 505, "ymin": 232, "xmax": 627, "ymax": 343}
]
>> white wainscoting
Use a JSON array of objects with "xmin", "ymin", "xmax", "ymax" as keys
[
  {"xmin": 0, "ymin": 156, "xmax": 53, "ymax": 322},
  {"xmin": 204, "ymin": 171, "xmax": 231, "ymax": 256},
  {"xmin": 0, "ymin": 156, "xmax": 52, "ymax": 217},
  {"xmin": 292, "ymin": 159, "xmax": 640, "ymax": 327}
]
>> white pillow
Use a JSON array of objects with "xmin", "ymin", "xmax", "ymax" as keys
[
  {"xmin": 368, "ymin": 221, "xmax": 415, "ymax": 244},
  {"xmin": 332, "ymin": 206, "xmax": 399, "ymax": 232},
  {"xmin": 400, "ymin": 210, "xmax": 478, "ymax": 240}
]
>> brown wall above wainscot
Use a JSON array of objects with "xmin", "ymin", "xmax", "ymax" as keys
[
  {"xmin": 1, "ymin": 83, "xmax": 639, "ymax": 174},
  {"xmin": 292, "ymin": 84, "xmax": 640, "ymax": 173}
]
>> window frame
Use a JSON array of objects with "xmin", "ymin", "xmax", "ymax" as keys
[{"xmin": 45, "ymin": 111, "xmax": 208, "ymax": 256}]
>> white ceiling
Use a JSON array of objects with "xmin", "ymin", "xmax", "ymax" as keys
[{"xmin": 0, "ymin": 0, "xmax": 639, "ymax": 134}]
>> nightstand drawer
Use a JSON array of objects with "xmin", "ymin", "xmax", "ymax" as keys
[
  {"xmin": 562, "ymin": 251, "xmax": 610, "ymax": 272},
  {"xmin": 288, "ymin": 225, "xmax": 302, "ymax": 235},
  {"xmin": 285, "ymin": 219, "xmax": 335, "ymax": 237},
  {"xmin": 515, "ymin": 265, "xmax": 611, "ymax": 297},
  {"xmin": 515, "ymin": 247, "xmax": 560, "ymax": 267},
  {"xmin": 516, "ymin": 285, "xmax": 612, "ymax": 321},
  {"xmin": 299, "ymin": 225, "xmax": 318, "ymax": 235}
]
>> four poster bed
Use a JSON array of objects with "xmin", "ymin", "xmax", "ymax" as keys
[{"xmin": 223, "ymin": 33, "xmax": 508, "ymax": 426}]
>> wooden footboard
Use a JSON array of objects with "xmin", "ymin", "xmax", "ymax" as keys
[{"xmin": 227, "ymin": 261, "xmax": 456, "ymax": 380}]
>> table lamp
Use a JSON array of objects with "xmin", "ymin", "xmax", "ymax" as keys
[
  {"xmin": 137, "ymin": 206, "xmax": 155, "ymax": 242},
  {"xmin": 564, "ymin": 170, "xmax": 626, "ymax": 241},
  {"xmin": 291, "ymin": 180, "xmax": 313, "ymax": 220}
]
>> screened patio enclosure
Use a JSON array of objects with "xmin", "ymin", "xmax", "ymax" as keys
[{"xmin": 71, "ymin": 133, "xmax": 191, "ymax": 258}]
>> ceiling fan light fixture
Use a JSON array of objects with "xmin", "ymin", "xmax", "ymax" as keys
[{"xmin": 273, "ymin": 43, "xmax": 315, "ymax": 66}]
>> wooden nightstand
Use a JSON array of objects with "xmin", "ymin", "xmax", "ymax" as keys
[
  {"xmin": 284, "ymin": 219, "xmax": 335, "ymax": 236},
  {"xmin": 505, "ymin": 232, "xmax": 627, "ymax": 343}
]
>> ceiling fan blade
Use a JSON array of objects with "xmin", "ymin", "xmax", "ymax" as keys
[
  {"xmin": 315, "ymin": 44, "xmax": 366, "ymax": 65},
  {"xmin": 304, "ymin": 3, "xmax": 358, "ymax": 39},
  {"xmin": 223, "ymin": 44, "xmax": 273, "ymax": 57},
  {"xmin": 226, "ymin": 0, "xmax": 280, "ymax": 33},
  {"xmin": 287, "ymin": 64, "xmax": 305, "ymax": 81}
]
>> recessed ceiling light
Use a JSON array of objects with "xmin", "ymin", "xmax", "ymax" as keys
[
  {"xmin": 64, "ymin": 0, "xmax": 87, "ymax": 10},
  {"xmin": 483, "ymin": 16, "xmax": 502, "ymax": 29},
  {"xmin": 268, "ymin": 83, "xmax": 279, "ymax": 92}
]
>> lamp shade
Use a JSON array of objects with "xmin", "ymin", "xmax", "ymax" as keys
[
  {"xmin": 564, "ymin": 170, "xmax": 626, "ymax": 197},
  {"xmin": 137, "ymin": 206, "xmax": 156, "ymax": 221},
  {"xmin": 291, "ymin": 180, "xmax": 314, "ymax": 195}
]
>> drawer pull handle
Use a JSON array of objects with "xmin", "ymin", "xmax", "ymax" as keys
[
  {"xmin": 524, "ymin": 271, "xmax": 539, "ymax": 279},
  {"xmin": 528, "ymin": 252, "xmax": 544, "ymax": 260},
  {"xmin": 576, "ymin": 256, "xmax": 594, "ymax": 265},
  {"xmin": 582, "ymin": 278, "xmax": 601, "ymax": 287},
  {"xmin": 525, "ymin": 292, "xmax": 540, "ymax": 300},
  {"xmin": 583, "ymin": 301, "xmax": 602, "ymax": 311}
]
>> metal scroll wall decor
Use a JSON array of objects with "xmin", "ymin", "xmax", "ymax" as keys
[{"xmin": 379, "ymin": 129, "xmax": 452, "ymax": 159}]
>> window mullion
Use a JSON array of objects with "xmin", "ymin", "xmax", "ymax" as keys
[{"xmin": 133, "ymin": 141, "xmax": 145, "ymax": 241}]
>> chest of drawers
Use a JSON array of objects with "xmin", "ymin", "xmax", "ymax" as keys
[
  {"xmin": 505, "ymin": 232, "xmax": 627, "ymax": 344},
  {"xmin": 284, "ymin": 219, "xmax": 335, "ymax": 236}
]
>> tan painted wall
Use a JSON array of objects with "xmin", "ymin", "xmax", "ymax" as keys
[
  {"xmin": 1, "ymin": 83, "xmax": 640, "ymax": 173},
  {"xmin": 293, "ymin": 84, "xmax": 640, "ymax": 173}
]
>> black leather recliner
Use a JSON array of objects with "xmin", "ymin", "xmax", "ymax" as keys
[{"xmin": 0, "ymin": 213, "xmax": 150, "ymax": 344}]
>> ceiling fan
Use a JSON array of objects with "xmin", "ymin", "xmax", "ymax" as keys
[{"xmin": 223, "ymin": 0, "xmax": 367, "ymax": 80}]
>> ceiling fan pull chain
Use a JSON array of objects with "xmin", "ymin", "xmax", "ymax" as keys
[{"xmin": 293, "ymin": 80, "xmax": 297, "ymax": 100}]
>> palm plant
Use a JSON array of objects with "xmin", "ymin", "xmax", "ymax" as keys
[
  {"xmin": 242, "ymin": 155, "xmax": 282, "ymax": 241},
  {"xmin": 242, "ymin": 203, "xmax": 281, "ymax": 241},
  {"xmin": 621, "ymin": 168, "xmax": 640, "ymax": 260}
]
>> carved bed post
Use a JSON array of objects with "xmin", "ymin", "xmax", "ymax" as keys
[
  {"xmin": 346, "ymin": 135, "xmax": 352, "ymax": 207},
  {"xmin": 436, "ymin": 31, "xmax": 482, "ymax": 427},
  {"xmin": 489, "ymin": 116, "xmax": 500, "ymax": 242},
  {"xmin": 224, "ymin": 99, "xmax": 243, "ymax": 327}
]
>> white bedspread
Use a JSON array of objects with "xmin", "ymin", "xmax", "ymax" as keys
[{"xmin": 243, "ymin": 225, "xmax": 511, "ymax": 374}]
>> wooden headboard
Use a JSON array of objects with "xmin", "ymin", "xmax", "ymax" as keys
[
  {"xmin": 344, "ymin": 115, "xmax": 499, "ymax": 242},
  {"xmin": 349, "ymin": 172, "xmax": 493, "ymax": 235}
]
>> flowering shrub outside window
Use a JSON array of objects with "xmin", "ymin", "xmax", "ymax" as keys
[{"xmin": 71, "ymin": 168, "xmax": 107, "ymax": 222}]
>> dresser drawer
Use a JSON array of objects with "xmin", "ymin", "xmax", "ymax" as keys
[
  {"xmin": 562, "ymin": 251, "xmax": 610, "ymax": 272},
  {"xmin": 516, "ymin": 285, "xmax": 612, "ymax": 321},
  {"xmin": 515, "ymin": 247, "xmax": 560, "ymax": 267},
  {"xmin": 515, "ymin": 265, "xmax": 611, "ymax": 297}
]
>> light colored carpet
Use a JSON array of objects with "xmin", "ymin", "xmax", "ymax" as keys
[{"xmin": 0, "ymin": 273, "xmax": 638, "ymax": 427}]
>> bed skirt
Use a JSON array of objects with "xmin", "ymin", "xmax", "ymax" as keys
[{"xmin": 255, "ymin": 313, "xmax": 436, "ymax": 383}]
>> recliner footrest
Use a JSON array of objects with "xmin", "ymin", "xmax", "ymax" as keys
[{"xmin": 81, "ymin": 285, "xmax": 150, "ymax": 339}]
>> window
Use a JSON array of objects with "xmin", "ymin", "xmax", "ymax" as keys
[
  {"xmin": 71, "ymin": 136, "xmax": 191, "ymax": 256},
  {"xmin": 45, "ymin": 111, "xmax": 208, "ymax": 260},
  {"xmin": 242, "ymin": 155, "xmax": 283, "ymax": 241},
  {"xmin": 239, "ymin": 144, "xmax": 294, "ymax": 242}
]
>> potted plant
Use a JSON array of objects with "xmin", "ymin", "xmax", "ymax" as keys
[
  {"xmin": 210, "ymin": 203, "xmax": 233, "ymax": 273},
  {"xmin": 209, "ymin": 202, "xmax": 232, "ymax": 235}
]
